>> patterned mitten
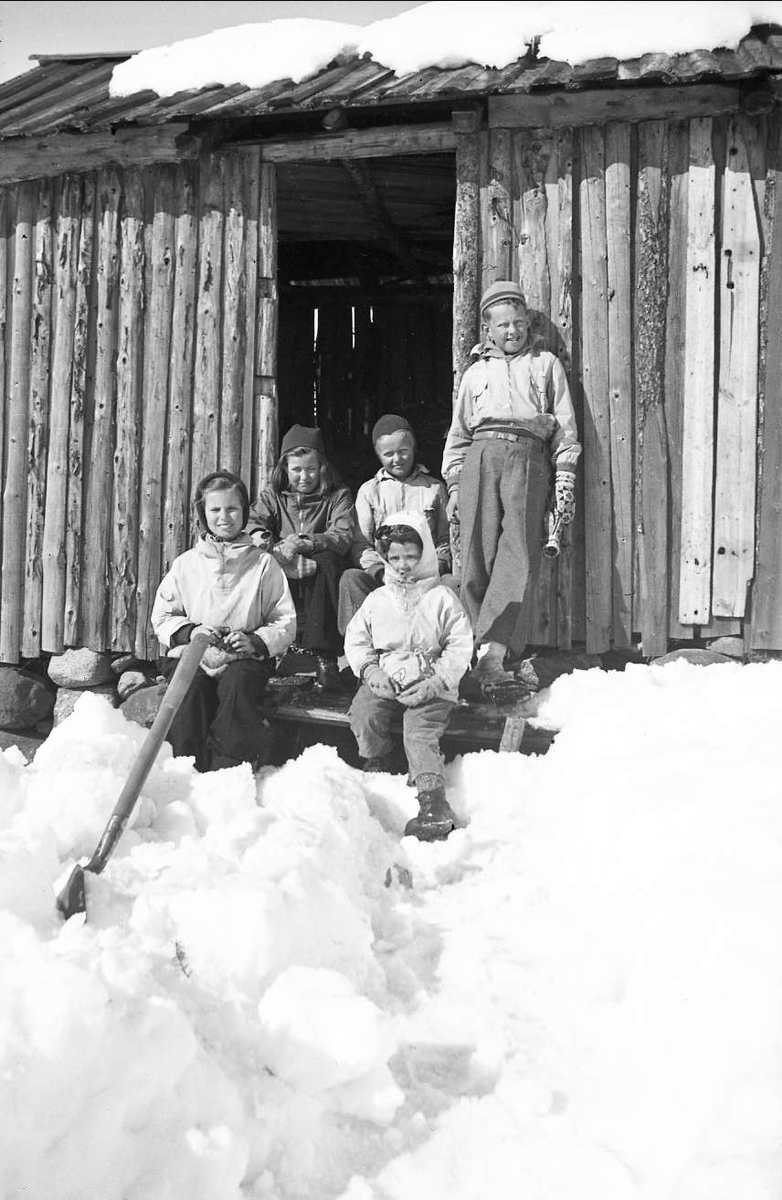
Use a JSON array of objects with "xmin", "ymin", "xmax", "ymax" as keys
[{"xmin": 554, "ymin": 470, "xmax": 576, "ymax": 525}]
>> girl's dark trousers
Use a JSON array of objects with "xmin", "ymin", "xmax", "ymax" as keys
[
  {"xmin": 290, "ymin": 549, "xmax": 345, "ymax": 653},
  {"xmin": 160, "ymin": 657, "xmax": 273, "ymax": 772}
]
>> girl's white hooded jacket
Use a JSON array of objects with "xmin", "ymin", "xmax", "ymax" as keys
[
  {"xmin": 152, "ymin": 534, "xmax": 296, "ymax": 670},
  {"xmin": 343, "ymin": 511, "xmax": 473, "ymax": 700}
]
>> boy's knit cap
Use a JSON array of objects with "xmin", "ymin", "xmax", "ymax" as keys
[
  {"xmin": 280, "ymin": 424, "xmax": 325, "ymax": 457},
  {"xmin": 372, "ymin": 413, "xmax": 414, "ymax": 444},
  {"xmin": 480, "ymin": 280, "xmax": 527, "ymax": 313}
]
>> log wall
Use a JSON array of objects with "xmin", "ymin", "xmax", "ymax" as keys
[
  {"xmin": 0, "ymin": 149, "xmax": 274, "ymax": 661},
  {"xmin": 467, "ymin": 112, "xmax": 782, "ymax": 653}
]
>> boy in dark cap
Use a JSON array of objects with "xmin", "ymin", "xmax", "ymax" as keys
[
  {"xmin": 443, "ymin": 280, "xmax": 581, "ymax": 686},
  {"xmin": 337, "ymin": 413, "xmax": 452, "ymax": 638}
]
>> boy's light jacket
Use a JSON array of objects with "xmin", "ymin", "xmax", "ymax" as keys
[
  {"xmin": 344, "ymin": 511, "xmax": 473, "ymax": 701},
  {"xmin": 152, "ymin": 535, "xmax": 296, "ymax": 665},
  {"xmin": 352, "ymin": 463, "xmax": 451, "ymax": 573},
  {"xmin": 442, "ymin": 341, "xmax": 582, "ymax": 488}
]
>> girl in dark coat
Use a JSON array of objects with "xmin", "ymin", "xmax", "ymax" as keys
[{"xmin": 248, "ymin": 425, "xmax": 355, "ymax": 688}]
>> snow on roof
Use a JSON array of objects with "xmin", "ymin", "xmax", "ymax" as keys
[{"xmin": 110, "ymin": 1, "xmax": 782, "ymax": 100}]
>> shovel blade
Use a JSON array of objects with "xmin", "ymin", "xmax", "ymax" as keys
[{"xmin": 56, "ymin": 863, "xmax": 87, "ymax": 921}]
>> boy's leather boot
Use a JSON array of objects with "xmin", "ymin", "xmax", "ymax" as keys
[{"xmin": 405, "ymin": 774, "xmax": 457, "ymax": 842}]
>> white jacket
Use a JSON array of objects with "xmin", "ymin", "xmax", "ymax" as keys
[
  {"xmin": 152, "ymin": 534, "xmax": 296, "ymax": 669},
  {"xmin": 344, "ymin": 511, "xmax": 473, "ymax": 701},
  {"xmin": 442, "ymin": 342, "xmax": 582, "ymax": 486}
]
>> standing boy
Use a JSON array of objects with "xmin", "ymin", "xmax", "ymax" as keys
[
  {"xmin": 338, "ymin": 413, "xmax": 451, "ymax": 636},
  {"xmin": 344, "ymin": 511, "xmax": 472, "ymax": 842},
  {"xmin": 442, "ymin": 280, "xmax": 581, "ymax": 685}
]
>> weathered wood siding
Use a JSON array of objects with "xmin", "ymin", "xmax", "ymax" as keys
[
  {"xmin": 0, "ymin": 149, "xmax": 275, "ymax": 661},
  {"xmin": 471, "ymin": 112, "xmax": 781, "ymax": 652}
]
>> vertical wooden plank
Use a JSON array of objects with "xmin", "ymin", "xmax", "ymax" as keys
[
  {"xmin": 110, "ymin": 169, "xmax": 144, "ymax": 652},
  {"xmin": 136, "ymin": 167, "xmax": 175, "ymax": 658},
  {"xmin": 452, "ymin": 114, "xmax": 481, "ymax": 415},
  {"xmin": 679, "ymin": 117, "xmax": 716, "ymax": 626},
  {"xmin": 191, "ymin": 153, "xmax": 223, "ymax": 489},
  {"xmin": 82, "ymin": 169, "xmax": 120, "ymax": 649},
  {"xmin": 664, "ymin": 121, "xmax": 695, "ymax": 640},
  {"xmin": 42, "ymin": 177, "xmax": 80, "ymax": 653},
  {"xmin": 605, "ymin": 123, "xmax": 634, "ymax": 647},
  {"xmin": 242, "ymin": 148, "xmax": 260, "ymax": 489},
  {"xmin": 635, "ymin": 122, "xmax": 671, "ymax": 657},
  {"xmin": 578, "ymin": 126, "xmax": 613, "ymax": 653},
  {"xmin": 256, "ymin": 161, "xmax": 278, "ymax": 492},
  {"xmin": 0, "ymin": 192, "xmax": 8, "ymax": 580},
  {"xmin": 514, "ymin": 128, "xmax": 556, "ymax": 646},
  {"xmin": 712, "ymin": 115, "xmax": 761, "ymax": 618},
  {"xmin": 750, "ymin": 119, "xmax": 782, "ymax": 648},
  {"xmin": 163, "ymin": 162, "xmax": 196, "ymax": 572},
  {"xmin": 220, "ymin": 152, "xmax": 247, "ymax": 473},
  {"xmin": 483, "ymin": 127, "xmax": 513, "ymax": 285},
  {"xmin": 63, "ymin": 174, "xmax": 95, "ymax": 646},
  {"xmin": 22, "ymin": 180, "xmax": 53, "ymax": 658},
  {"xmin": 0, "ymin": 183, "xmax": 34, "ymax": 662},
  {"xmin": 552, "ymin": 128, "xmax": 578, "ymax": 647}
]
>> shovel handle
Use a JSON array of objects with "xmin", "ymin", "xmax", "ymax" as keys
[{"xmin": 85, "ymin": 632, "xmax": 209, "ymax": 874}]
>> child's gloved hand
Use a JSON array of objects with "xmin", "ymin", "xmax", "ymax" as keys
[
  {"xmin": 273, "ymin": 536, "xmax": 301, "ymax": 564},
  {"xmin": 251, "ymin": 528, "xmax": 274, "ymax": 551},
  {"xmin": 288, "ymin": 535, "xmax": 314, "ymax": 555},
  {"xmin": 362, "ymin": 664, "xmax": 397, "ymax": 700},
  {"xmin": 554, "ymin": 470, "xmax": 576, "ymax": 524},
  {"xmin": 396, "ymin": 676, "xmax": 442, "ymax": 707},
  {"xmin": 190, "ymin": 624, "xmax": 222, "ymax": 646}
]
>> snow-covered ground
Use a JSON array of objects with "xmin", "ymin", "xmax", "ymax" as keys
[
  {"xmin": 110, "ymin": 1, "xmax": 782, "ymax": 98},
  {"xmin": 2, "ymin": 658, "xmax": 781, "ymax": 1199}
]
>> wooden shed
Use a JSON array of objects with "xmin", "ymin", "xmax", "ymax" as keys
[{"xmin": 1, "ymin": 28, "xmax": 782, "ymax": 661}]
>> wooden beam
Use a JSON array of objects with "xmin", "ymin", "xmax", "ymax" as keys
[
  {"xmin": 579, "ymin": 126, "xmax": 613, "ymax": 654},
  {"xmin": 751, "ymin": 121, "xmax": 782, "ymax": 649},
  {"xmin": 340, "ymin": 158, "xmax": 425, "ymax": 280},
  {"xmin": 635, "ymin": 122, "xmax": 671, "ymax": 657},
  {"xmin": 679, "ymin": 118, "xmax": 716, "ymax": 625},
  {"xmin": 255, "ymin": 123, "xmax": 455, "ymax": 162},
  {"xmin": 712, "ymin": 115, "xmax": 761, "ymax": 619},
  {"xmin": 0, "ymin": 126, "xmax": 200, "ymax": 185},
  {"xmin": 605, "ymin": 123, "xmax": 634, "ymax": 647},
  {"xmin": 490, "ymin": 85, "xmax": 744, "ymax": 130}
]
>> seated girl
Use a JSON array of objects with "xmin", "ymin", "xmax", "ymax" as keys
[
  {"xmin": 152, "ymin": 469, "xmax": 296, "ymax": 772},
  {"xmin": 248, "ymin": 425, "xmax": 355, "ymax": 689}
]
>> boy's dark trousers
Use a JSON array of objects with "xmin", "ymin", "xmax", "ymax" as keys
[
  {"xmin": 349, "ymin": 683, "xmax": 454, "ymax": 779},
  {"xmin": 160, "ymin": 657, "xmax": 273, "ymax": 771}
]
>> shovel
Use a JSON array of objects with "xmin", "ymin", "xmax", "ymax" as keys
[{"xmin": 56, "ymin": 631, "xmax": 209, "ymax": 921}]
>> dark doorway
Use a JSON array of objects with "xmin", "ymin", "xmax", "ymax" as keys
[{"xmin": 276, "ymin": 153, "xmax": 455, "ymax": 488}]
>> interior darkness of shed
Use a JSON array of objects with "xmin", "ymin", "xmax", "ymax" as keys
[{"xmin": 275, "ymin": 153, "xmax": 456, "ymax": 488}]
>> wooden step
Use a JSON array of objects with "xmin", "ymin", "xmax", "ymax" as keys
[{"xmin": 262, "ymin": 678, "xmax": 554, "ymax": 755}]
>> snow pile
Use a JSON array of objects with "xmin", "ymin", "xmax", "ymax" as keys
[
  {"xmin": 1, "ymin": 661, "xmax": 782, "ymax": 1199},
  {"xmin": 110, "ymin": 1, "xmax": 782, "ymax": 99}
]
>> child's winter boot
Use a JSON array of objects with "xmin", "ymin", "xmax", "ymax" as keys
[{"xmin": 405, "ymin": 773, "xmax": 457, "ymax": 841}]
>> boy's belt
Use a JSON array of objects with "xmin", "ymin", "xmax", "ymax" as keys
[{"xmin": 472, "ymin": 427, "xmax": 539, "ymax": 444}]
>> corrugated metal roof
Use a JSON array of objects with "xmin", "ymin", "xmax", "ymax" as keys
[{"xmin": 1, "ymin": 28, "xmax": 782, "ymax": 137}]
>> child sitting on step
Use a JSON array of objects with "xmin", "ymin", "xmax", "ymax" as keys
[
  {"xmin": 344, "ymin": 510, "xmax": 473, "ymax": 842},
  {"xmin": 338, "ymin": 412, "xmax": 452, "ymax": 639},
  {"xmin": 248, "ymin": 425, "xmax": 355, "ymax": 691},
  {"xmin": 152, "ymin": 469, "xmax": 296, "ymax": 772}
]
